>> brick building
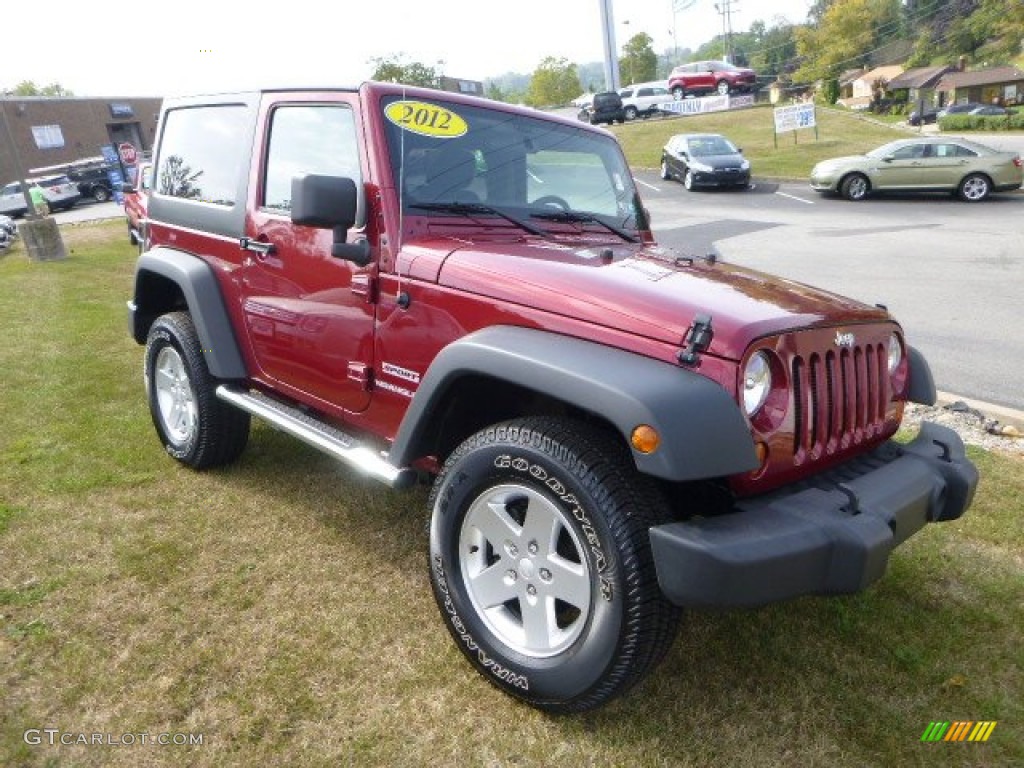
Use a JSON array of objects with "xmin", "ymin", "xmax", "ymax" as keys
[{"xmin": 0, "ymin": 96, "xmax": 162, "ymax": 183}]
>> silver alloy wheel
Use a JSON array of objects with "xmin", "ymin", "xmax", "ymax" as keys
[
  {"xmin": 717, "ymin": 80, "xmax": 730, "ymax": 95},
  {"xmin": 960, "ymin": 175, "xmax": 989, "ymax": 201},
  {"xmin": 153, "ymin": 346, "xmax": 197, "ymax": 445},
  {"xmin": 660, "ymin": 160, "xmax": 670, "ymax": 180},
  {"xmin": 459, "ymin": 483, "xmax": 591, "ymax": 658},
  {"xmin": 684, "ymin": 170, "xmax": 694, "ymax": 190},
  {"xmin": 844, "ymin": 174, "xmax": 868, "ymax": 200}
]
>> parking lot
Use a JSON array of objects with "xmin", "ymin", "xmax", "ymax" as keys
[{"xmin": 639, "ymin": 173, "xmax": 1024, "ymax": 409}]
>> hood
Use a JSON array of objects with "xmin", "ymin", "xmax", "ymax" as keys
[
  {"xmin": 814, "ymin": 154, "xmax": 868, "ymax": 170},
  {"xmin": 415, "ymin": 238, "xmax": 889, "ymax": 360},
  {"xmin": 697, "ymin": 153, "xmax": 747, "ymax": 170}
]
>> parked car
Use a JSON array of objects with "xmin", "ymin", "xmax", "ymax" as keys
[
  {"xmin": 809, "ymin": 137, "xmax": 1023, "ymax": 202},
  {"xmin": 123, "ymin": 162, "xmax": 152, "ymax": 247},
  {"xmin": 936, "ymin": 102, "xmax": 984, "ymax": 119},
  {"xmin": 907, "ymin": 107, "xmax": 939, "ymax": 126},
  {"xmin": 660, "ymin": 133, "xmax": 751, "ymax": 190},
  {"xmin": 968, "ymin": 105, "xmax": 1016, "ymax": 117},
  {"xmin": 577, "ymin": 90, "xmax": 626, "ymax": 125},
  {"xmin": 32, "ymin": 175, "xmax": 81, "ymax": 211},
  {"xmin": 618, "ymin": 83, "xmax": 671, "ymax": 120},
  {"xmin": 0, "ymin": 213, "xmax": 17, "ymax": 238},
  {"xmin": 67, "ymin": 165, "xmax": 115, "ymax": 202},
  {"xmin": 0, "ymin": 182, "xmax": 30, "ymax": 218},
  {"xmin": 571, "ymin": 92, "xmax": 594, "ymax": 109},
  {"xmin": 667, "ymin": 60, "xmax": 757, "ymax": 99}
]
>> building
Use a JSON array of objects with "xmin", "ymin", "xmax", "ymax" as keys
[
  {"xmin": 885, "ymin": 66, "xmax": 953, "ymax": 109},
  {"xmin": 836, "ymin": 65, "xmax": 905, "ymax": 110},
  {"xmin": 934, "ymin": 66, "xmax": 1024, "ymax": 107},
  {"xmin": 0, "ymin": 96, "xmax": 162, "ymax": 183}
]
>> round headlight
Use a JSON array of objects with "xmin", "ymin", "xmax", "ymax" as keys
[
  {"xmin": 887, "ymin": 333, "xmax": 903, "ymax": 375},
  {"xmin": 743, "ymin": 351, "xmax": 772, "ymax": 416}
]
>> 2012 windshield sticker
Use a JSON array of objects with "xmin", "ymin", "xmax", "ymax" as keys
[{"xmin": 385, "ymin": 101, "xmax": 468, "ymax": 138}]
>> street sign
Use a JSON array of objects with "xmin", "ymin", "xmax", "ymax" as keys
[{"xmin": 118, "ymin": 142, "xmax": 138, "ymax": 165}]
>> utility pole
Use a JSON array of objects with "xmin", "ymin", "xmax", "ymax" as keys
[
  {"xmin": 598, "ymin": 0, "xmax": 621, "ymax": 92},
  {"xmin": 713, "ymin": 0, "xmax": 736, "ymax": 64}
]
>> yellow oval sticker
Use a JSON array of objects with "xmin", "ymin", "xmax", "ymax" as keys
[{"xmin": 385, "ymin": 100, "xmax": 468, "ymax": 138}]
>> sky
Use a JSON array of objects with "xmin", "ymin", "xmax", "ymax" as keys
[{"xmin": 3, "ymin": 0, "xmax": 813, "ymax": 98}]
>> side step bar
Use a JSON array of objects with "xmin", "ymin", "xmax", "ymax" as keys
[{"xmin": 216, "ymin": 386, "xmax": 417, "ymax": 489}]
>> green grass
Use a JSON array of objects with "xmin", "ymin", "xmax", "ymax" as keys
[
  {"xmin": 610, "ymin": 104, "xmax": 924, "ymax": 177},
  {"xmin": 1, "ymin": 222, "xmax": 1022, "ymax": 767}
]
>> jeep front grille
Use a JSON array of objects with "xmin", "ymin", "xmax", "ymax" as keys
[{"xmin": 791, "ymin": 343, "xmax": 888, "ymax": 464}]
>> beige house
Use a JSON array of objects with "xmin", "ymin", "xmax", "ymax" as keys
[
  {"xmin": 837, "ymin": 65, "xmax": 905, "ymax": 109},
  {"xmin": 935, "ymin": 66, "xmax": 1024, "ymax": 107}
]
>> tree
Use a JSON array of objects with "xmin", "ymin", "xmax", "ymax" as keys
[
  {"xmin": 619, "ymin": 33, "xmax": 658, "ymax": 85},
  {"xmin": 368, "ymin": 55, "xmax": 442, "ymax": 88},
  {"xmin": 2, "ymin": 80, "xmax": 74, "ymax": 97},
  {"xmin": 526, "ymin": 57, "xmax": 580, "ymax": 107},
  {"xmin": 793, "ymin": 0, "xmax": 901, "ymax": 82}
]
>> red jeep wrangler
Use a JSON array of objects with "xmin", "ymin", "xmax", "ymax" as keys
[{"xmin": 128, "ymin": 83, "xmax": 977, "ymax": 713}]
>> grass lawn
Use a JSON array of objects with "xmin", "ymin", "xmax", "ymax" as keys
[
  {"xmin": 1, "ymin": 222, "xmax": 1021, "ymax": 767},
  {"xmin": 610, "ymin": 104, "xmax": 922, "ymax": 177}
]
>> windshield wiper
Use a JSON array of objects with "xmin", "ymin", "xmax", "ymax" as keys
[
  {"xmin": 409, "ymin": 201, "xmax": 553, "ymax": 239},
  {"xmin": 530, "ymin": 210, "xmax": 639, "ymax": 243}
]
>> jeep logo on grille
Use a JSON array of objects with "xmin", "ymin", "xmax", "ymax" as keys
[{"xmin": 834, "ymin": 331, "xmax": 856, "ymax": 348}]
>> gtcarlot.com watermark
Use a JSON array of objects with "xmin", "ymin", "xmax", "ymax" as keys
[{"xmin": 24, "ymin": 728, "xmax": 204, "ymax": 747}]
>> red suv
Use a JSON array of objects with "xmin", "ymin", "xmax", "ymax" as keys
[{"xmin": 668, "ymin": 60, "xmax": 757, "ymax": 99}]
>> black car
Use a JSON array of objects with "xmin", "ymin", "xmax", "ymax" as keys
[
  {"xmin": 577, "ymin": 91, "xmax": 625, "ymax": 126},
  {"xmin": 907, "ymin": 107, "xmax": 939, "ymax": 126},
  {"xmin": 660, "ymin": 132, "xmax": 751, "ymax": 191},
  {"xmin": 67, "ymin": 166, "xmax": 115, "ymax": 202},
  {"xmin": 936, "ymin": 102, "xmax": 985, "ymax": 119}
]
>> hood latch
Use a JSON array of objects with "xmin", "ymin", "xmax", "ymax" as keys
[{"xmin": 678, "ymin": 314, "xmax": 713, "ymax": 366}]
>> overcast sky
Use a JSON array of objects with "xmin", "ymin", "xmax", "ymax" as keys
[{"xmin": 4, "ymin": 0, "xmax": 812, "ymax": 97}]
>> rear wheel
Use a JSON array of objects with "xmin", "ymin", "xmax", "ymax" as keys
[
  {"xmin": 428, "ymin": 417, "xmax": 680, "ymax": 713},
  {"xmin": 145, "ymin": 312, "xmax": 250, "ymax": 469},
  {"xmin": 840, "ymin": 173, "xmax": 870, "ymax": 201},
  {"xmin": 958, "ymin": 173, "xmax": 991, "ymax": 202}
]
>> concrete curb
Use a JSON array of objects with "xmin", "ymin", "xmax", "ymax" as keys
[{"xmin": 936, "ymin": 390, "xmax": 1024, "ymax": 429}]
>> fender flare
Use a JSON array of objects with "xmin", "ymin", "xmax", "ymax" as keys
[
  {"xmin": 389, "ymin": 326, "xmax": 758, "ymax": 483},
  {"xmin": 907, "ymin": 345, "xmax": 936, "ymax": 405},
  {"xmin": 128, "ymin": 247, "xmax": 247, "ymax": 379}
]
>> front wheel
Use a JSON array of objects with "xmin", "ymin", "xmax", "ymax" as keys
[
  {"xmin": 144, "ymin": 312, "xmax": 250, "ymax": 469},
  {"xmin": 958, "ymin": 173, "xmax": 991, "ymax": 202},
  {"xmin": 624, "ymin": 105, "xmax": 638, "ymax": 121},
  {"xmin": 840, "ymin": 173, "xmax": 870, "ymax": 201},
  {"xmin": 716, "ymin": 80, "xmax": 730, "ymax": 96},
  {"xmin": 683, "ymin": 170, "xmax": 696, "ymax": 191},
  {"xmin": 660, "ymin": 159, "xmax": 671, "ymax": 181},
  {"xmin": 428, "ymin": 417, "xmax": 680, "ymax": 713},
  {"xmin": 671, "ymin": 86, "xmax": 685, "ymax": 101}
]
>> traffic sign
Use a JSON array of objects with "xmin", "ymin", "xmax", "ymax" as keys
[{"xmin": 118, "ymin": 143, "xmax": 138, "ymax": 165}]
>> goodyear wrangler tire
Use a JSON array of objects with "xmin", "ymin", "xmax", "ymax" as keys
[
  {"xmin": 428, "ymin": 417, "xmax": 680, "ymax": 713},
  {"xmin": 144, "ymin": 312, "xmax": 250, "ymax": 469}
]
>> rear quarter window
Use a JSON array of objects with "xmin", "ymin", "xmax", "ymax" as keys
[{"xmin": 156, "ymin": 105, "xmax": 248, "ymax": 206}]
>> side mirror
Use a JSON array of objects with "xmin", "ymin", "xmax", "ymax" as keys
[
  {"xmin": 121, "ymin": 183, "xmax": 136, "ymax": 194},
  {"xmin": 290, "ymin": 174, "xmax": 369, "ymax": 266},
  {"xmin": 882, "ymin": 155, "xmax": 895, "ymax": 162}
]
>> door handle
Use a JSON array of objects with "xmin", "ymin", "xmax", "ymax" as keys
[{"xmin": 239, "ymin": 237, "xmax": 277, "ymax": 256}]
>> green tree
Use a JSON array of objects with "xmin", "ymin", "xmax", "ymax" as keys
[
  {"xmin": 2, "ymin": 80, "xmax": 74, "ymax": 97},
  {"xmin": 526, "ymin": 57, "xmax": 580, "ymax": 107},
  {"xmin": 619, "ymin": 33, "xmax": 658, "ymax": 85},
  {"xmin": 368, "ymin": 55, "xmax": 442, "ymax": 88},
  {"xmin": 793, "ymin": 0, "xmax": 901, "ymax": 82}
]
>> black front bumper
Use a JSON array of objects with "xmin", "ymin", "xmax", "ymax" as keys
[{"xmin": 649, "ymin": 423, "xmax": 978, "ymax": 607}]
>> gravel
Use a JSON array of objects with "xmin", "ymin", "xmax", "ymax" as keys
[{"xmin": 903, "ymin": 402, "xmax": 1024, "ymax": 458}]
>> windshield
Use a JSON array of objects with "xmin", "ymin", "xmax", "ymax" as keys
[
  {"xmin": 687, "ymin": 136, "xmax": 738, "ymax": 157},
  {"xmin": 381, "ymin": 95, "xmax": 645, "ymax": 234}
]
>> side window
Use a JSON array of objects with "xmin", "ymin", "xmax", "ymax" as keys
[
  {"xmin": 263, "ymin": 105, "xmax": 361, "ymax": 213},
  {"xmin": 891, "ymin": 144, "xmax": 925, "ymax": 160},
  {"xmin": 156, "ymin": 105, "xmax": 248, "ymax": 205}
]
